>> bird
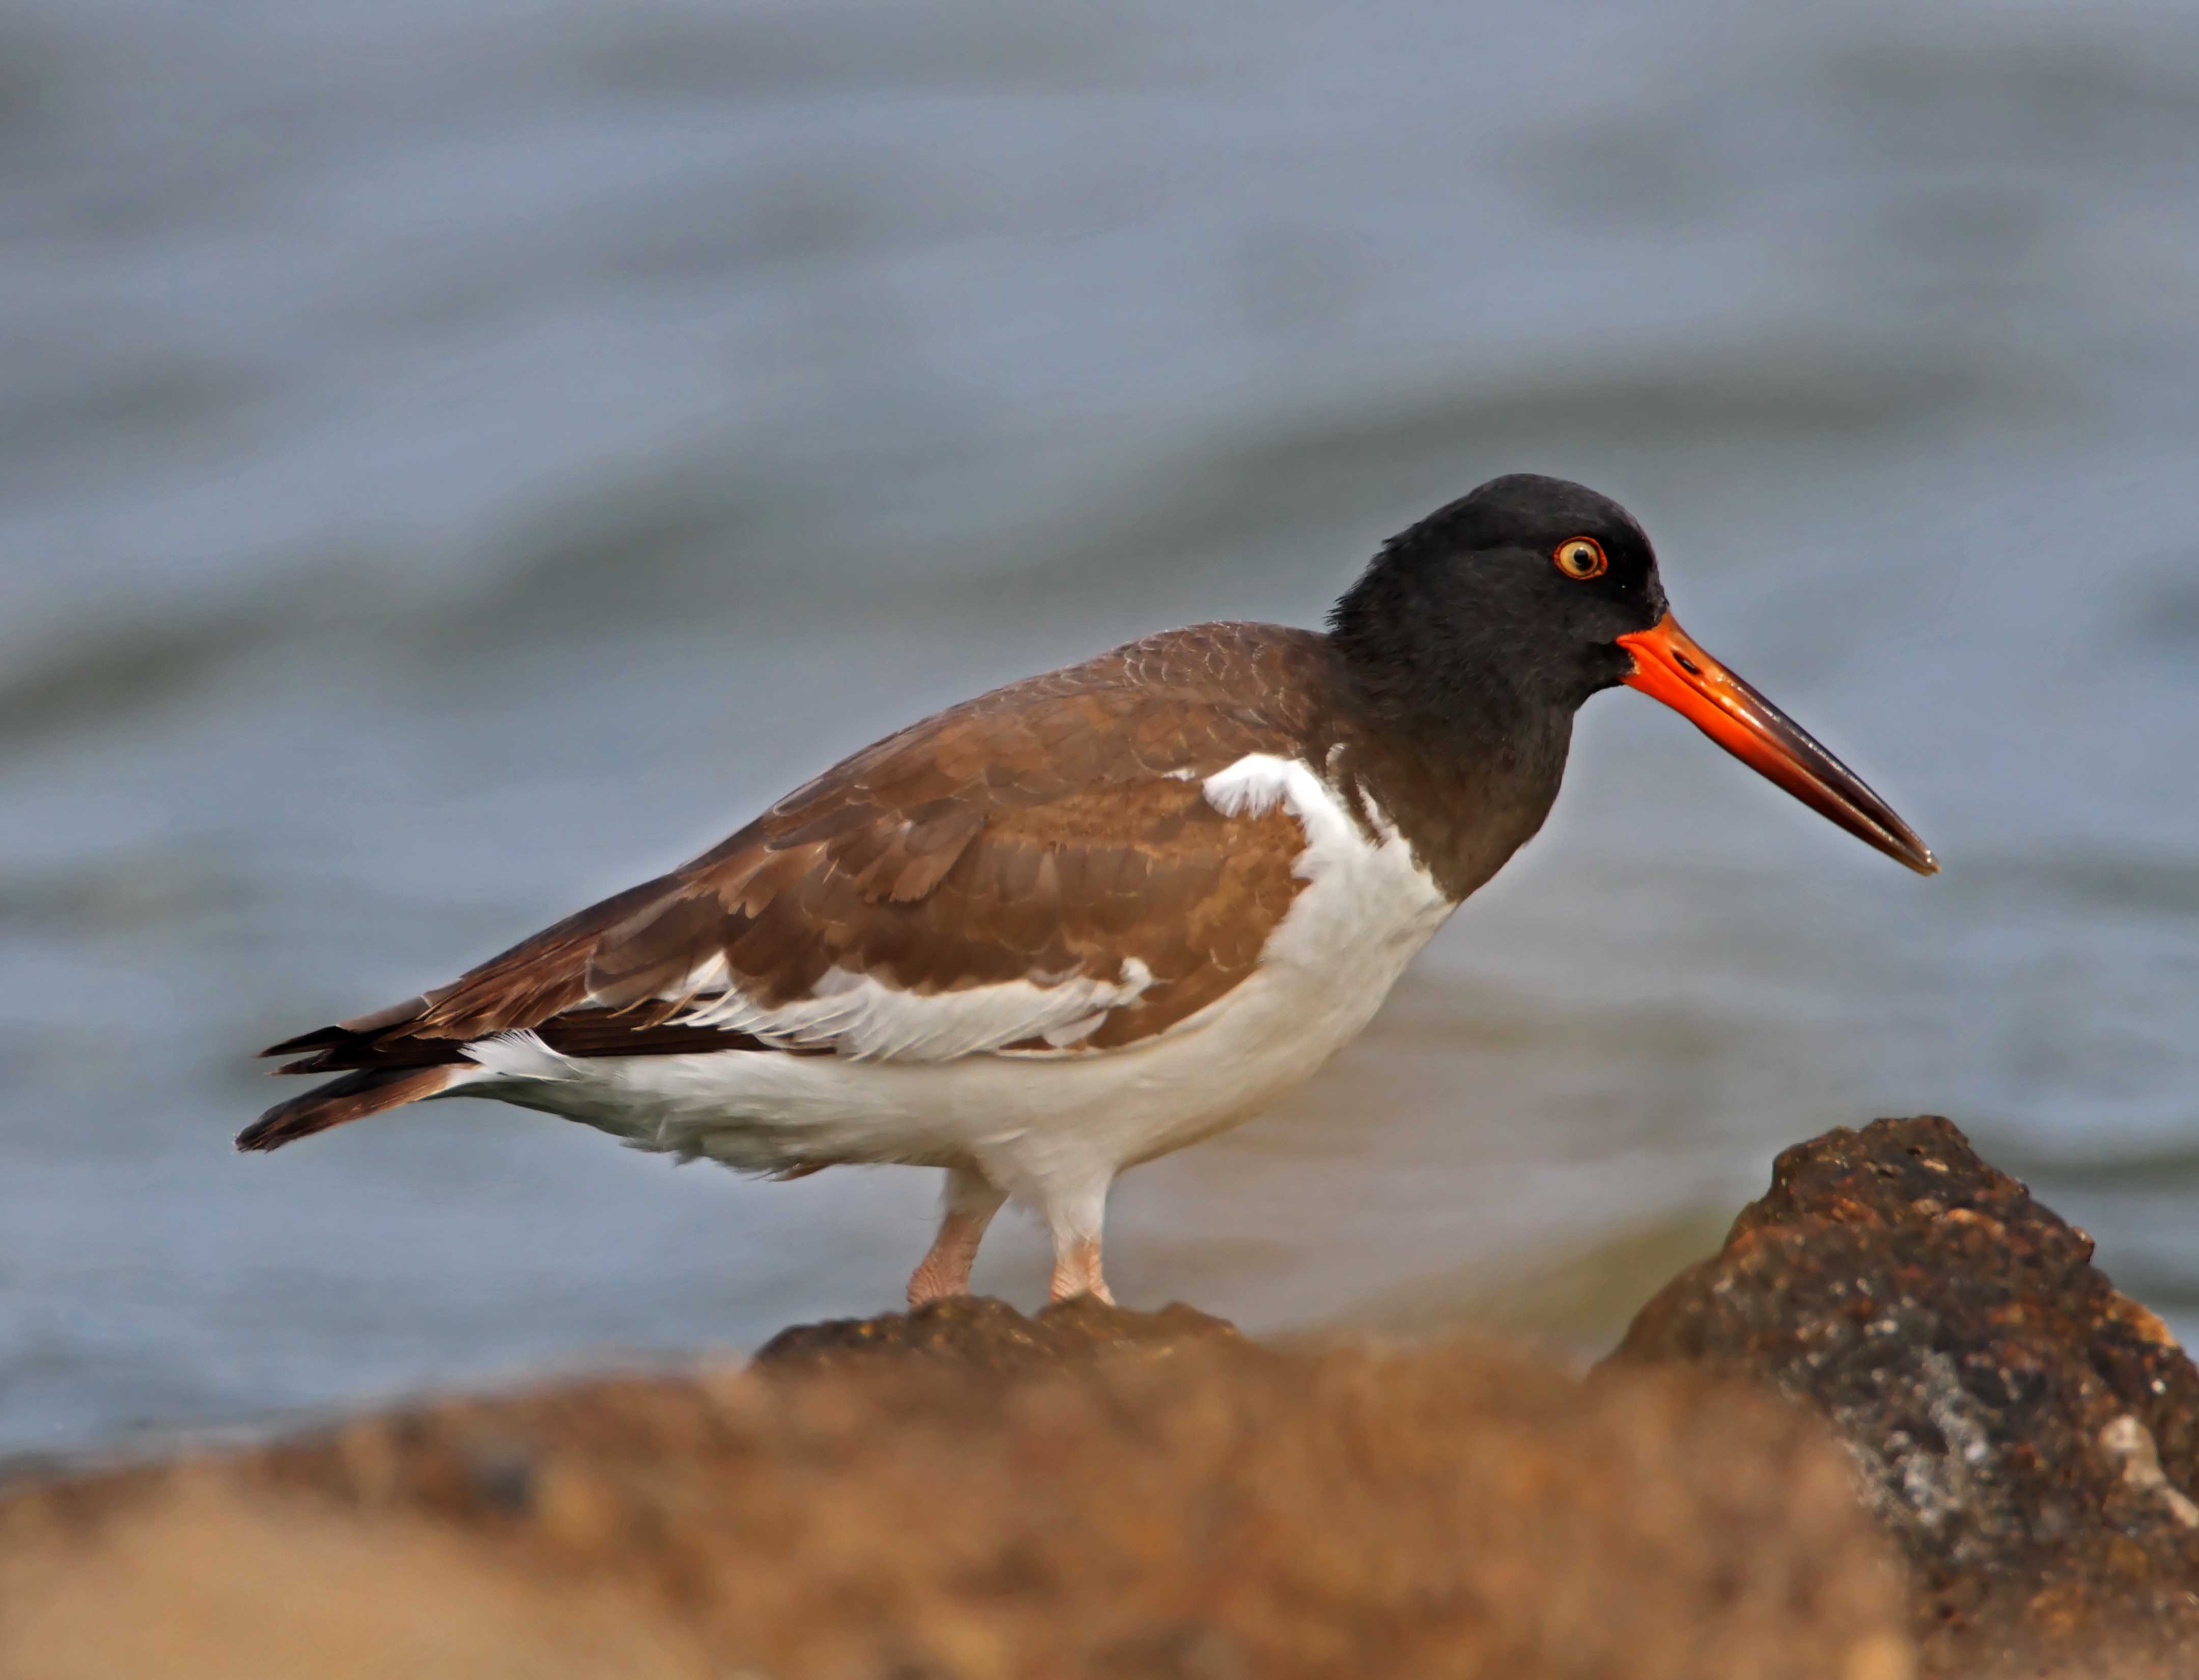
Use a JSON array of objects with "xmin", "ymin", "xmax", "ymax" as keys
[{"xmin": 241, "ymin": 473, "xmax": 1934, "ymax": 1306}]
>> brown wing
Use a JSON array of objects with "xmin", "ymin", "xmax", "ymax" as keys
[{"xmin": 265, "ymin": 624, "xmax": 1345, "ymax": 1080}]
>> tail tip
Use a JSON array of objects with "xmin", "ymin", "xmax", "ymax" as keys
[{"xmin": 234, "ymin": 1065, "xmax": 449, "ymax": 1155}]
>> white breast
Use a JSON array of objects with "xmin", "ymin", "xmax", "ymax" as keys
[{"xmin": 452, "ymin": 753, "xmax": 1457, "ymax": 1199}]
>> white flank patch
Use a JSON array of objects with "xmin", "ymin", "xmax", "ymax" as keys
[
  {"xmin": 454, "ymin": 754, "xmax": 1458, "ymax": 1213},
  {"xmin": 672, "ymin": 956, "xmax": 1155, "ymax": 1063}
]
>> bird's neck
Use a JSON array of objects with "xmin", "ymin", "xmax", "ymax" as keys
[{"xmin": 1320, "ymin": 626, "xmax": 1576, "ymax": 903}]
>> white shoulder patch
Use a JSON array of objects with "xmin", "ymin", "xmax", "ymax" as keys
[
  {"xmin": 1202, "ymin": 753, "xmax": 1372, "ymax": 873},
  {"xmin": 1201, "ymin": 752, "xmax": 1302, "ymax": 819},
  {"xmin": 1202, "ymin": 750, "xmax": 1446, "ymax": 929}
]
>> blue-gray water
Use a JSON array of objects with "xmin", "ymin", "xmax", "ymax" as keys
[{"xmin": 5, "ymin": 0, "xmax": 2198, "ymax": 1455}]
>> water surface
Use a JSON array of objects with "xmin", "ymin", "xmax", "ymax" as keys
[{"xmin": 5, "ymin": 0, "xmax": 2199, "ymax": 1454}]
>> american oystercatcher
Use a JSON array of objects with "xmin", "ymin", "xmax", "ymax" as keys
[{"xmin": 242, "ymin": 474, "xmax": 1933, "ymax": 1305}]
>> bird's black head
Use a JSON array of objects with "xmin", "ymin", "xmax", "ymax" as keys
[
  {"xmin": 1330, "ymin": 473, "xmax": 1668, "ymax": 732},
  {"xmin": 1329, "ymin": 471, "xmax": 1938, "ymax": 875}
]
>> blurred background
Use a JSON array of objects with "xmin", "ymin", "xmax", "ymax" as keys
[{"xmin": 5, "ymin": 0, "xmax": 2197, "ymax": 1459}]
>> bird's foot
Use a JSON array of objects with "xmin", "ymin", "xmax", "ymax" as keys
[
  {"xmin": 906, "ymin": 1206, "xmax": 989, "ymax": 1306},
  {"xmin": 1048, "ymin": 1240, "xmax": 1113, "ymax": 1305}
]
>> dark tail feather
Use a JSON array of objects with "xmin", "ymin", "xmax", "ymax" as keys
[
  {"xmin": 259, "ymin": 994, "xmax": 432, "ymax": 1059},
  {"xmin": 236, "ymin": 1066, "xmax": 455, "ymax": 1152}
]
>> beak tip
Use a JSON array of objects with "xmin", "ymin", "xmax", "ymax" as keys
[{"xmin": 1622, "ymin": 615, "xmax": 1940, "ymax": 882}]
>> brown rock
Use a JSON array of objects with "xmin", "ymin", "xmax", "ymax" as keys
[
  {"xmin": 751, "ymin": 1292, "xmax": 1251, "ymax": 1376},
  {"xmin": 0, "ymin": 1324, "xmax": 1911, "ymax": 1680},
  {"xmin": 1609, "ymin": 1114, "xmax": 2199, "ymax": 1676}
]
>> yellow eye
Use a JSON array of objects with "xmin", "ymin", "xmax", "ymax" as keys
[{"xmin": 1554, "ymin": 537, "xmax": 1607, "ymax": 580}]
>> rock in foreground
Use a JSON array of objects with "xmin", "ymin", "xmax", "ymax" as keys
[
  {"xmin": 751, "ymin": 1290, "xmax": 1250, "ymax": 1375},
  {"xmin": 0, "ymin": 1312, "xmax": 1908, "ymax": 1680},
  {"xmin": 12, "ymin": 1115, "xmax": 2191, "ymax": 1680},
  {"xmin": 1612, "ymin": 1115, "xmax": 2199, "ymax": 1676}
]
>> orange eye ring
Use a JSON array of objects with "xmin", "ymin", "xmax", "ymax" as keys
[{"xmin": 1553, "ymin": 537, "xmax": 1607, "ymax": 580}]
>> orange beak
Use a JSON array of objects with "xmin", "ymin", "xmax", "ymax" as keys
[{"xmin": 1616, "ymin": 614, "xmax": 1937, "ymax": 875}]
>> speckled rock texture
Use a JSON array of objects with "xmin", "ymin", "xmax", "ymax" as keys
[
  {"xmin": 1610, "ymin": 1114, "xmax": 2199, "ymax": 1677},
  {"xmin": 0, "ymin": 1309, "xmax": 1911, "ymax": 1680},
  {"xmin": 752, "ymin": 1291, "xmax": 1251, "ymax": 1376}
]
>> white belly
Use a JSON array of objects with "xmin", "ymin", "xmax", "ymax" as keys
[{"xmin": 452, "ymin": 754, "xmax": 1455, "ymax": 1202}]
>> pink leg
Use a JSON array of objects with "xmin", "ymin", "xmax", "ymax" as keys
[
  {"xmin": 1044, "ymin": 1177, "xmax": 1115, "ymax": 1305},
  {"xmin": 1048, "ymin": 1238, "xmax": 1114, "ymax": 1305},
  {"xmin": 907, "ymin": 1167, "xmax": 1006, "ymax": 1306}
]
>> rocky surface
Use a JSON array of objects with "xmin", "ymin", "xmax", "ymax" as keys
[
  {"xmin": 1, "ymin": 1312, "xmax": 1908, "ymax": 1680},
  {"xmin": 1611, "ymin": 1114, "xmax": 2199, "ymax": 1677},
  {"xmin": 9, "ymin": 1115, "xmax": 2198, "ymax": 1678},
  {"xmin": 752, "ymin": 1291, "xmax": 1251, "ymax": 1376}
]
